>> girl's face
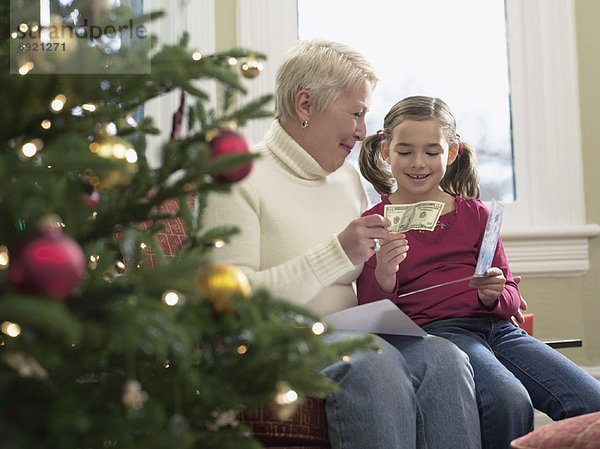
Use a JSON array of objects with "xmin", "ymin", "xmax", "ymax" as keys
[
  {"xmin": 301, "ymin": 79, "xmax": 372, "ymax": 172},
  {"xmin": 382, "ymin": 118, "xmax": 458, "ymax": 201}
]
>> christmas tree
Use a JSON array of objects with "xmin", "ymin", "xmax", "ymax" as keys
[{"xmin": 0, "ymin": 2, "xmax": 373, "ymax": 448}]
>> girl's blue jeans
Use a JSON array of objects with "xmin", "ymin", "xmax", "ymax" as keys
[
  {"xmin": 322, "ymin": 332, "xmax": 481, "ymax": 449},
  {"xmin": 422, "ymin": 317, "xmax": 600, "ymax": 449}
]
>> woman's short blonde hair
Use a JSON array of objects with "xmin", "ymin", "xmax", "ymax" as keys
[{"xmin": 275, "ymin": 39, "xmax": 378, "ymax": 124}]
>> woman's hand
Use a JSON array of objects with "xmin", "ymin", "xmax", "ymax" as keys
[
  {"xmin": 338, "ymin": 214, "xmax": 391, "ymax": 266},
  {"xmin": 469, "ymin": 267, "xmax": 505, "ymax": 308},
  {"xmin": 374, "ymin": 233, "xmax": 409, "ymax": 293}
]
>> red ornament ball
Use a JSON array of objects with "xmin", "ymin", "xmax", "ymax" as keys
[
  {"xmin": 208, "ymin": 130, "xmax": 253, "ymax": 183},
  {"xmin": 8, "ymin": 227, "xmax": 86, "ymax": 301},
  {"xmin": 82, "ymin": 190, "xmax": 101, "ymax": 209}
]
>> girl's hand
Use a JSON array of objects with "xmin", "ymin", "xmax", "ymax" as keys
[
  {"xmin": 469, "ymin": 267, "xmax": 505, "ymax": 308},
  {"xmin": 374, "ymin": 233, "xmax": 409, "ymax": 293}
]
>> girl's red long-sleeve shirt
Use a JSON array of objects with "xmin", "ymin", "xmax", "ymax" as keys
[{"xmin": 356, "ymin": 195, "xmax": 521, "ymax": 325}]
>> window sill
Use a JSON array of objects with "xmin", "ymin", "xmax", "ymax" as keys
[{"xmin": 502, "ymin": 224, "xmax": 600, "ymax": 277}]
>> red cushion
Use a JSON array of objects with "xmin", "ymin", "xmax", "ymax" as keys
[
  {"xmin": 239, "ymin": 397, "xmax": 330, "ymax": 446},
  {"xmin": 518, "ymin": 313, "xmax": 534, "ymax": 336},
  {"xmin": 510, "ymin": 411, "xmax": 600, "ymax": 448},
  {"xmin": 137, "ymin": 198, "xmax": 190, "ymax": 265}
]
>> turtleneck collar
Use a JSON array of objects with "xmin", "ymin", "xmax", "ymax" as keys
[{"xmin": 263, "ymin": 120, "xmax": 331, "ymax": 180}]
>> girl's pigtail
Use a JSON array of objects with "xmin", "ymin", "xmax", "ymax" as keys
[
  {"xmin": 359, "ymin": 134, "xmax": 394, "ymax": 195},
  {"xmin": 440, "ymin": 141, "xmax": 480, "ymax": 199}
]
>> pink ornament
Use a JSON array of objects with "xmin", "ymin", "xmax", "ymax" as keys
[
  {"xmin": 209, "ymin": 130, "xmax": 253, "ymax": 183},
  {"xmin": 82, "ymin": 190, "xmax": 101, "ymax": 209},
  {"xmin": 8, "ymin": 227, "xmax": 86, "ymax": 301}
]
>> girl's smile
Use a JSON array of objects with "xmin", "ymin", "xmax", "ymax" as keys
[{"xmin": 407, "ymin": 173, "xmax": 430, "ymax": 182}]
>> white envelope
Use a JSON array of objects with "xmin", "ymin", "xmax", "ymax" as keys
[{"xmin": 323, "ymin": 299, "xmax": 426, "ymax": 337}]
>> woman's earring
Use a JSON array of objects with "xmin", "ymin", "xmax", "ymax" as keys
[{"xmin": 301, "ymin": 120, "xmax": 309, "ymax": 128}]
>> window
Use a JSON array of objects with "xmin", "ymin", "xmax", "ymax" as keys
[
  {"xmin": 143, "ymin": 0, "xmax": 216, "ymax": 168},
  {"xmin": 298, "ymin": 0, "xmax": 514, "ymax": 204},
  {"xmin": 155, "ymin": 0, "xmax": 598, "ymax": 277}
]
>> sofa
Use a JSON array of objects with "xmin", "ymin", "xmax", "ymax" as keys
[
  {"xmin": 149, "ymin": 198, "xmax": 586, "ymax": 448},
  {"xmin": 238, "ymin": 396, "xmax": 330, "ymax": 448}
]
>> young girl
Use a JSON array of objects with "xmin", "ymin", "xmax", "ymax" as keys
[{"xmin": 356, "ymin": 95, "xmax": 600, "ymax": 449}]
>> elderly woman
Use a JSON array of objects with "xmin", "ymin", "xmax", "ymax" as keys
[{"xmin": 204, "ymin": 39, "xmax": 481, "ymax": 449}]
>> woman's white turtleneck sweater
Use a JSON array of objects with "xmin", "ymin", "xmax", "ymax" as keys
[{"xmin": 204, "ymin": 120, "xmax": 368, "ymax": 316}]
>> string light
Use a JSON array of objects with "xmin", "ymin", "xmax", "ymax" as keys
[
  {"xmin": 125, "ymin": 115, "xmax": 138, "ymax": 127},
  {"xmin": 18, "ymin": 62, "xmax": 34, "ymax": 76},
  {"xmin": 274, "ymin": 383, "xmax": 298, "ymax": 405},
  {"xmin": 102, "ymin": 122, "xmax": 118, "ymax": 136},
  {"xmin": 51, "ymin": 94, "xmax": 67, "ymax": 112},
  {"xmin": 23, "ymin": 139, "xmax": 43, "ymax": 158},
  {"xmin": 41, "ymin": 119, "xmax": 52, "ymax": 129},
  {"xmin": 162, "ymin": 290, "xmax": 181, "ymax": 306},
  {"xmin": 0, "ymin": 246, "xmax": 9, "ymax": 269},
  {"xmin": 125, "ymin": 148, "xmax": 138, "ymax": 163},
  {"xmin": 237, "ymin": 345, "xmax": 248, "ymax": 355},
  {"xmin": 228, "ymin": 57, "xmax": 238, "ymax": 66},
  {"xmin": 122, "ymin": 380, "xmax": 149, "ymax": 410},
  {"xmin": 1, "ymin": 321, "xmax": 22, "ymax": 338},
  {"xmin": 213, "ymin": 239, "xmax": 225, "ymax": 249},
  {"xmin": 342, "ymin": 355, "xmax": 351, "ymax": 362},
  {"xmin": 191, "ymin": 50, "xmax": 202, "ymax": 61},
  {"xmin": 22, "ymin": 142, "xmax": 37, "ymax": 157},
  {"xmin": 311, "ymin": 321, "xmax": 326, "ymax": 335},
  {"xmin": 81, "ymin": 103, "xmax": 96, "ymax": 112}
]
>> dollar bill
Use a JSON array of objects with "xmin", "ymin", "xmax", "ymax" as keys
[{"xmin": 384, "ymin": 201, "xmax": 444, "ymax": 233}]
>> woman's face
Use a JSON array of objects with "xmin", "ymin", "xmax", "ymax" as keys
[{"xmin": 303, "ymin": 79, "xmax": 372, "ymax": 172}]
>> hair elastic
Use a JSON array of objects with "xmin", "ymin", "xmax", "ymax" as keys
[
  {"xmin": 376, "ymin": 129, "xmax": 385, "ymax": 140},
  {"xmin": 456, "ymin": 134, "xmax": 464, "ymax": 156}
]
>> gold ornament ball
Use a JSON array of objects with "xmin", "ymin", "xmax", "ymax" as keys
[
  {"xmin": 240, "ymin": 55, "xmax": 263, "ymax": 79},
  {"xmin": 87, "ymin": 135, "xmax": 138, "ymax": 190},
  {"xmin": 194, "ymin": 264, "xmax": 251, "ymax": 313}
]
